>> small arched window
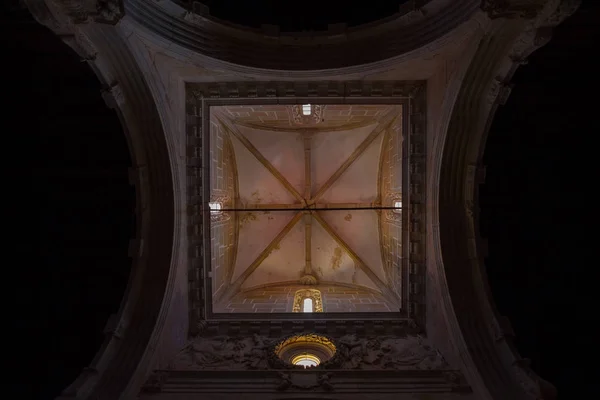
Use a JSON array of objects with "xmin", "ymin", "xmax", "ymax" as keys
[
  {"xmin": 292, "ymin": 289, "xmax": 323, "ymax": 312},
  {"xmin": 302, "ymin": 298, "xmax": 313, "ymax": 313},
  {"xmin": 302, "ymin": 104, "xmax": 312, "ymax": 115}
]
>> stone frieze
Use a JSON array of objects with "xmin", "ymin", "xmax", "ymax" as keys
[{"xmin": 171, "ymin": 333, "xmax": 448, "ymax": 371}]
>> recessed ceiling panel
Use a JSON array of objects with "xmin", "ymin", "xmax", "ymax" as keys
[
  {"xmin": 311, "ymin": 124, "xmax": 375, "ymax": 195},
  {"xmin": 229, "ymin": 133, "xmax": 297, "ymax": 204},
  {"xmin": 318, "ymin": 131, "xmax": 384, "ymax": 204},
  {"xmin": 241, "ymin": 220, "xmax": 305, "ymax": 289},
  {"xmin": 209, "ymin": 103, "xmax": 401, "ymax": 315},
  {"xmin": 230, "ymin": 210, "xmax": 297, "ymax": 282},
  {"xmin": 238, "ymin": 126, "xmax": 305, "ymax": 196},
  {"xmin": 319, "ymin": 209, "xmax": 386, "ymax": 283},
  {"xmin": 311, "ymin": 221, "xmax": 356, "ymax": 285}
]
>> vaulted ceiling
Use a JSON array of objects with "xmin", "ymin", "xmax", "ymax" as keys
[{"xmin": 209, "ymin": 104, "xmax": 403, "ymax": 312}]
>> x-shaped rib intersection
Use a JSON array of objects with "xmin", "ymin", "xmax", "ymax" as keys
[{"xmin": 215, "ymin": 110, "xmax": 400, "ymax": 306}]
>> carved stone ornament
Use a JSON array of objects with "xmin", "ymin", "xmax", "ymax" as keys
[
  {"xmin": 186, "ymin": 81, "xmax": 427, "ymax": 334},
  {"xmin": 292, "ymin": 289, "xmax": 323, "ymax": 312},
  {"xmin": 332, "ymin": 334, "xmax": 448, "ymax": 370},
  {"xmin": 299, "ymin": 274, "xmax": 318, "ymax": 285},
  {"xmin": 47, "ymin": 0, "xmax": 123, "ymax": 25},
  {"xmin": 95, "ymin": 0, "xmax": 124, "ymax": 25},
  {"xmin": 291, "ymin": 104, "xmax": 324, "ymax": 125},
  {"xmin": 172, "ymin": 334, "xmax": 279, "ymax": 370},
  {"xmin": 276, "ymin": 371, "xmax": 334, "ymax": 392},
  {"xmin": 384, "ymin": 193, "xmax": 402, "ymax": 222},
  {"xmin": 172, "ymin": 334, "xmax": 448, "ymax": 371},
  {"xmin": 209, "ymin": 196, "xmax": 231, "ymax": 223}
]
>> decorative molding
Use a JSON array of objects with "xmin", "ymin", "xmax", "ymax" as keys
[
  {"xmin": 186, "ymin": 81, "xmax": 424, "ymax": 100},
  {"xmin": 96, "ymin": 0, "xmax": 124, "ymax": 24},
  {"xmin": 383, "ymin": 192, "xmax": 403, "ymax": 222},
  {"xmin": 124, "ymin": 0, "xmax": 481, "ymax": 70},
  {"xmin": 171, "ymin": 333, "xmax": 449, "ymax": 372},
  {"xmin": 208, "ymin": 195, "xmax": 231, "ymax": 223},
  {"xmin": 186, "ymin": 80, "xmax": 427, "ymax": 335},
  {"xmin": 145, "ymin": 333, "xmax": 469, "ymax": 396},
  {"xmin": 141, "ymin": 369, "xmax": 470, "ymax": 395},
  {"xmin": 407, "ymin": 84, "xmax": 427, "ymax": 327},
  {"xmin": 291, "ymin": 104, "xmax": 324, "ymax": 125},
  {"xmin": 292, "ymin": 289, "xmax": 324, "ymax": 313},
  {"xmin": 198, "ymin": 318, "xmax": 420, "ymax": 339}
]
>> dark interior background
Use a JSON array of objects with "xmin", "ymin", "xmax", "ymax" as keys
[
  {"xmin": 184, "ymin": 0, "xmax": 411, "ymax": 31},
  {"xmin": 3, "ymin": 1, "xmax": 597, "ymax": 398}
]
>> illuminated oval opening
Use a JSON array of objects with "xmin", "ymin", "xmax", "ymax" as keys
[
  {"xmin": 291, "ymin": 353, "xmax": 320, "ymax": 368},
  {"xmin": 275, "ymin": 334, "xmax": 336, "ymax": 369}
]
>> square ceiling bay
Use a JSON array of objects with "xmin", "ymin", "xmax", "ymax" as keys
[{"xmin": 205, "ymin": 102, "xmax": 407, "ymax": 318}]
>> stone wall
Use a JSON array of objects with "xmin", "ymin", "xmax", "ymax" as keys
[
  {"xmin": 221, "ymin": 104, "xmax": 394, "ymax": 129},
  {"xmin": 379, "ymin": 116, "xmax": 404, "ymax": 296},
  {"xmin": 210, "ymin": 120, "xmax": 233, "ymax": 194},
  {"xmin": 210, "ymin": 121, "xmax": 236, "ymax": 295},
  {"xmin": 218, "ymin": 284, "xmax": 393, "ymax": 313}
]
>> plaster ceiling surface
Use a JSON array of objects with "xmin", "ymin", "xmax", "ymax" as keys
[{"xmin": 210, "ymin": 104, "xmax": 402, "ymax": 309}]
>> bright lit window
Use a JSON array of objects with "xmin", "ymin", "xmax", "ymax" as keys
[
  {"xmin": 302, "ymin": 104, "xmax": 312, "ymax": 115},
  {"xmin": 208, "ymin": 202, "xmax": 222, "ymax": 212},
  {"xmin": 394, "ymin": 200, "xmax": 402, "ymax": 214},
  {"xmin": 292, "ymin": 289, "xmax": 323, "ymax": 312},
  {"xmin": 302, "ymin": 298, "xmax": 313, "ymax": 312},
  {"xmin": 291, "ymin": 353, "xmax": 320, "ymax": 368}
]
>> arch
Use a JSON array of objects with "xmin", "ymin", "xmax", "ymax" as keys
[
  {"xmin": 430, "ymin": 2, "xmax": 579, "ymax": 400},
  {"xmin": 25, "ymin": 5, "xmax": 178, "ymax": 400},
  {"xmin": 124, "ymin": 0, "xmax": 481, "ymax": 70}
]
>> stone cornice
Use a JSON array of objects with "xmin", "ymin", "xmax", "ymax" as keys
[
  {"xmin": 431, "ymin": 1, "xmax": 580, "ymax": 399},
  {"xmin": 124, "ymin": 0, "xmax": 481, "ymax": 70},
  {"xmin": 142, "ymin": 369, "xmax": 469, "ymax": 397}
]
